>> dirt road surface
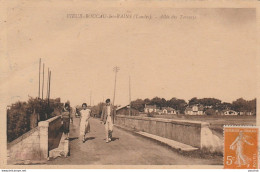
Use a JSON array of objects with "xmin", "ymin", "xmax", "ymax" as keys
[{"xmin": 47, "ymin": 117, "xmax": 222, "ymax": 165}]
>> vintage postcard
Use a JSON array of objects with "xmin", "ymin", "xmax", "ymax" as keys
[{"xmin": 0, "ymin": 0, "xmax": 259, "ymax": 169}]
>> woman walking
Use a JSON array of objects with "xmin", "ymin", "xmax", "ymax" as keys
[
  {"xmin": 80, "ymin": 103, "xmax": 91, "ymax": 143},
  {"xmin": 61, "ymin": 103, "xmax": 71, "ymax": 140}
]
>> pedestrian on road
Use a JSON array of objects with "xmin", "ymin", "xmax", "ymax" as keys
[
  {"xmin": 80, "ymin": 103, "xmax": 91, "ymax": 143},
  {"xmin": 61, "ymin": 103, "xmax": 71, "ymax": 140},
  {"xmin": 100, "ymin": 99, "xmax": 114, "ymax": 143}
]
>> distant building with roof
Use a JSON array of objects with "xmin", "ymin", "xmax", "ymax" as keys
[
  {"xmin": 185, "ymin": 105, "xmax": 204, "ymax": 115},
  {"xmin": 116, "ymin": 105, "xmax": 140, "ymax": 116},
  {"xmin": 144, "ymin": 104, "xmax": 158, "ymax": 113},
  {"xmin": 223, "ymin": 110, "xmax": 238, "ymax": 116},
  {"xmin": 161, "ymin": 107, "xmax": 177, "ymax": 114}
]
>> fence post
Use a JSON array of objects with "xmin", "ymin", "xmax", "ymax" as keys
[{"xmin": 38, "ymin": 121, "xmax": 49, "ymax": 160}]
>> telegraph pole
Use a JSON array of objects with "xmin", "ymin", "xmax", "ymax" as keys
[
  {"xmin": 38, "ymin": 58, "xmax": 41, "ymax": 98},
  {"xmin": 112, "ymin": 66, "xmax": 120, "ymax": 106},
  {"xmin": 48, "ymin": 70, "xmax": 51, "ymax": 105},
  {"xmin": 129, "ymin": 76, "xmax": 131, "ymax": 116},
  {"xmin": 90, "ymin": 91, "xmax": 92, "ymax": 106},
  {"xmin": 46, "ymin": 68, "xmax": 49, "ymax": 99},
  {"xmin": 41, "ymin": 63, "xmax": 45, "ymax": 99},
  {"xmin": 112, "ymin": 66, "xmax": 119, "ymax": 123}
]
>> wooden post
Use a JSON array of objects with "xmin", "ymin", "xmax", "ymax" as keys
[
  {"xmin": 42, "ymin": 63, "xmax": 45, "ymax": 99},
  {"xmin": 38, "ymin": 58, "xmax": 41, "ymax": 98},
  {"xmin": 48, "ymin": 71, "xmax": 51, "ymax": 105},
  {"xmin": 90, "ymin": 91, "xmax": 92, "ymax": 106},
  {"xmin": 46, "ymin": 68, "xmax": 49, "ymax": 99},
  {"xmin": 129, "ymin": 76, "xmax": 131, "ymax": 116},
  {"xmin": 112, "ymin": 66, "xmax": 119, "ymax": 123}
]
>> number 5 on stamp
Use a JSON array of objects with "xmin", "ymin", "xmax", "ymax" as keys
[{"xmin": 224, "ymin": 126, "xmax": 258, "ymax": 169}]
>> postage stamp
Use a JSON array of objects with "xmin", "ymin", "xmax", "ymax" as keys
[{"xmin": 224, "ymin": 126, "xmax": 258, "ymax": 169}]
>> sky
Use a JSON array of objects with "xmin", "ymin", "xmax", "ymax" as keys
[{"xmin": 0, "ymin": 5, "xmax": 257, "ymax": 107}]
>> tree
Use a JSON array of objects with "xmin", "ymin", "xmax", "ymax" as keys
[
  {"xmin": 150, "ymin": 97, "xmax": 163, "ymax": 108},
  {"xmin": 205, "ymin": 108, "xmax": 216, "ymax": 116},
  {"xmin": 144, "ymin": 98, "xmax": 151, "ymax": 105},
  {"xmin": 167, "ymin": 98, "xmax": 187, "ymax": 113},
  {"xmin": 188, "ymin": 97, "xmax": 199, "ymax": 106},
  {"xmin": 232, "ymin": 98, "xmax": 248, "ymax": 112},
  {"xmin": 218, "ymin": 102, "xmax": 232, "ymax": 111},
  {"xmin": 7, "ymin": 97, "xmax": 64, "ymax": 143},
  {"xmin": 131, "ymin": 99, "xmax": 145, "ymax": 112},
  {"xmin": 198, "ymin": 98, "xmax": 221, "ymax": 109},
  {"xmin": 232, "ymin": 98, "xmax": 256, "ymax": 114},
  {"xmin": 161, "ymin": 98, "xmax": 167, "ymax": 108},
  {"xmin": 247, "ymin": 98, "xmax": 256, "ymax": 115}
]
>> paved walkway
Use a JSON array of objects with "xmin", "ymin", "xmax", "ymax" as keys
[{"xmin": 47, "ymin": 117, "xmax": 222, "ymax": 165}]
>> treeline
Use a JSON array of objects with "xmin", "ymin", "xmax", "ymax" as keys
[
  {"xmin": 7, "ymin": 97, "xmax": 64, "ymax": 142},
  {"xmin": 90, "ymin": 102, "xmax": 120, "ymax": 118},
  {"xmin": 91, "ymin": 102, "xmax": 105, "ymax": 118},
  {"xmin": 131, "ymin": 97, "xmax": 256, "ymax": 114}
]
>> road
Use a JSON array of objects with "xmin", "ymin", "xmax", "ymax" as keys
[{"xmin": 47, "ymin": 117, "xmax": 222, "ymax": 165}]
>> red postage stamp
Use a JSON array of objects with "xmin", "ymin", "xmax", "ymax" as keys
[{"xmin": 224, "ymin": 126, "xmax": 258, "ymax": 169}]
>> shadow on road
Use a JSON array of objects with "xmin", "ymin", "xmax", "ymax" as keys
[
  {"xmin": 69, "ymin": 137, "xmax": 79, "ymax": 141},
  {"xmin": 85, "ymin": 137, "xmax": 95, "ymax": 141},
  {"xmin": 111, "ymin": 137, "xmax": 119, "ymax": 141},
  {"xmin": 102, "ymin": 137, "xmax": 119, "ymax": 142}
]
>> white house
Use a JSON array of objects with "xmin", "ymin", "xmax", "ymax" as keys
[
  {"xmin": 224, "ymin": 110, "xmax": 238, "ymax": 116},
  {"xmin": 185, "ymin": 105, "xmax": 204, "ymax": 115},
  {"xmin": 161, "ymin": 107, "xmax": 176, "ymax": 114},
  {"xmin": 144, "ymin": 104, "xmax": 158, "ymax": 113}
]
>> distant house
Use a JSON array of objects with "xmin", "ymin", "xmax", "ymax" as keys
[
  {"xmin": 116, "ymin": 105, "xmax": 140, "ymax": 116},
  {"xmin": 224, "ymin": 110, "xmax": 238, "ymax": 116},
  {"xmin": 161, "ymin": 107, "xmax": 176, "ymax": 114},
  {"xmin": 238, "ymin": 111, "xmax": 253, "ymax": 116},
  {"xmin": 185, "ymin": 105, "xmax": 204, "ymax": 115},
  {"xmin": 157, "ymin": 109, "xmax": 163, "ymax": 115},
  {"xmin": 144, "ymin": 104, "xmax": 158, "ymax": 113}
]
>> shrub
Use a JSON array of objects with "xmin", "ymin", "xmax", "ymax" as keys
[
  {"xmin": 205, "ymin": 109, "xmax": 216, "ymax": 116},
  {"xmin": 7, "ymin": 97, "xmax": 63, "ymax": 142}
]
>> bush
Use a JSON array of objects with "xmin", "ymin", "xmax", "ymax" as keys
[
  {"xmin": 147, "ymin": 111, "xmax": 158, "ymax": 117},
  {"xmin": 205, "ymin": 109, "xmax": 216, "ymax": 116},
  {"xmin": 7, "ymin": 97, "xmax": 63, "ymax": 142}
]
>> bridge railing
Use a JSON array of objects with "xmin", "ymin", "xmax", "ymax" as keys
[
  {"xmin": 115, "ymin": 115, "xmax": 209, "ymax": 148},
  {"xmin": 7, "ymin": 115, "xmax": 63, "ymax": 163}
]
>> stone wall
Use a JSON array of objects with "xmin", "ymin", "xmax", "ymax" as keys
[
  {"xmin": 7, "ymin": 115, "xmax": 64, "ymax": 163},
  {"xmin": 7, "ymin": 127, "xmax": 42, "ymax": 161},
  {"xmin": 115, "ymin": 115, "xmax": 209, "ymax": 148}
]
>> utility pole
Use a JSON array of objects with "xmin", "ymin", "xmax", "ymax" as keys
[
  {"xmin": 42, "ymin": 63, "xmax": 45, "ymax": 99},
  {"xmin": 112, "ymin": 66, "xmax": 119, "ymax": 123},
  {"xmin": 129, "ymin": 76, "xmax": 131, "ymax": 116},
  {"xmin": 46, "ymin": 68, "xmax": 49, "ymax": 99},
  {"xmin": 90, "ymin": 91, "xmax": 92, "ymax": 106},
  {"xmin": 112, "ymin": 66, "xmax": 120, "ymax": 106},
  {"xmin": 38, "ymin": 58, "xmax": 41, "ymax": 98},
  {"xmin": 48, "ymin": 70, "xmax": 51, "ymax": 105}
]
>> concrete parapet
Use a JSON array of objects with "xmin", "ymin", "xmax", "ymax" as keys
[
  {"xmin": 7, "ymin": 115, "xmax": 66, "ymax": 164},
  {"xmin": 115, "ymin": 115, "xmax": 209, "ymax": 148}
]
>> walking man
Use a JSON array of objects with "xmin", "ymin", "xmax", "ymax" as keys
[{"xmin": 100, "ymin": 99, "xmax": 114, "ymax": 143}]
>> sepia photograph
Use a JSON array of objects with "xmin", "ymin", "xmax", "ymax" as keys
[{"xmin": 0, "ymin": 1, "xmax": 259, "ymax": 169}]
